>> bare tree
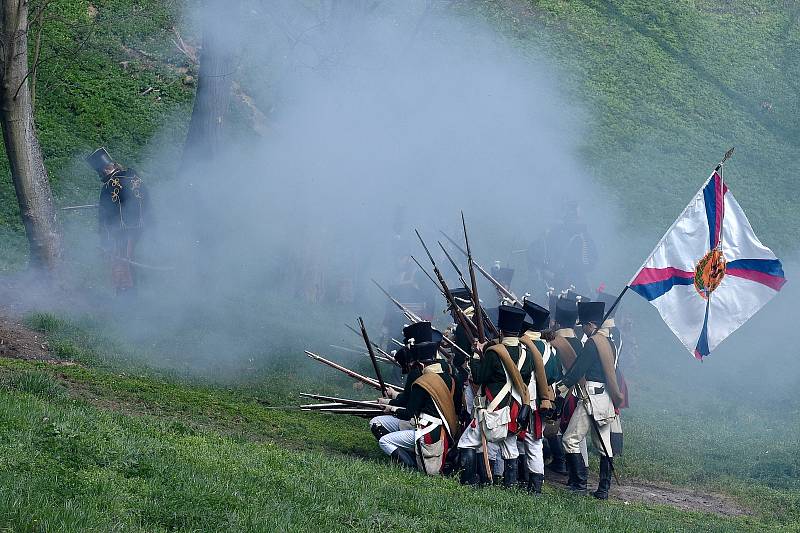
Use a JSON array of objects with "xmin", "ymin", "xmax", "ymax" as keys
[
  {"xmin": 181, "ymin": 0, "xmax": 237, "ymax": 166},
  {"xmin": 0, "ymin": 0, "xmax": 61, "ymax": 271}
]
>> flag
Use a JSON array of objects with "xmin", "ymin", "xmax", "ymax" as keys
[{"xmin": 629, "ymin": 168, "xmax": 786, "ymax": 359}]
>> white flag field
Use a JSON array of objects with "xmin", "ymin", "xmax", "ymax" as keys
[{"xmin": 627, "ymin": 165, "xmax": 786, "ymax": 359}]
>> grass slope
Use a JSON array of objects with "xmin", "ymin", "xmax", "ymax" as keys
[{"xmin": 0, "ymin": 314, "xmax": 795, "ymax": 531}]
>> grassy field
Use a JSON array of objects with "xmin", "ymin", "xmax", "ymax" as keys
[{"xmin": 0, "ymin": 313, "xmax": 794, "ymax": 532}]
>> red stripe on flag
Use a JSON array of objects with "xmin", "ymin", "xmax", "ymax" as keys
[
  {"xmin": 727, "ymin": 268, "xmax": 787, "ymax": 291},
  {"xmin": 631, "ymin": 267, "xmax": 694, "ymax": 286}
]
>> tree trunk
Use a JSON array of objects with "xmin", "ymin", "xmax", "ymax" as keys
[
  {"xmin": 181, "ymin": 0, "xmax": 235, "ymax": 166},
  {"xmin": 0, "ymin": 0, "xmax": 62, "ymax": 271}
]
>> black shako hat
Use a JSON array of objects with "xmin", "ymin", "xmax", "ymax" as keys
[
  {"xmin": 403, "ymin": 321, "xmax": 433, "ymax": 344},
  {"xmin": 448, "ymin": 287, "xmax": 473, "ymax": 310},
  {"xmin": 410, "ymin": 341, "xmax": 440, "ymax": 363},
  {"xmin": 595, "ymin": 291, "xmax": 620, "ymax": 318},
  {"xmin": 497, "ymin": 305, "xmax": 526, "ymax": 335},
  {"xmin": 393, "ymin": 346, "xmax": 410, "ymax": 370},
  {"xmin": 578, "ymin": 301, "xmax": 606, "ymax": 326},
  {"xmin": 86, "ymin": 147, "xmax": 115, "ymax": 174},
  {"xmin": 523, "ymin": 300, "xmax": 550, "ymax": 331},
  {"xmin": 491, "ymin": 265, "xmax": 514, "ymax": 286},
  {"xmin": 554, "ymin": 297, "xmax": 578, "ymax": 327}
]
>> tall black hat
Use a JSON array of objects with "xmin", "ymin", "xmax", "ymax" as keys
[
  {"xmin": 563, "ymin": 288, "xmax": 588, "ymax": 303},
  {"xmin": 577, "ymin": 301, "xmax": 605, "ymax": 326},
  {"xmin": 409, "ymin": 341, "xmax": 440, "ymax": 363},
  {"xmin": 554, "ymin": 297, "xmax": 578, "ymax": 327},
  {"xmin": 595, "ymin": 290, "xmax": 620, "ymax": 318},
  {"xmin": 86, "ymin": 147, "xmax": 115, "ymax": 174},
  {"xmin": 393, "ymin": 346, "xmax": 410, "ymax": 370},
  {"xmin": 497, "ymin": 305, "xmax": 526, "ymax": 335},
  {"xmin": 448, "ymin": 287, "xmax": 473, "ymax": 310},
  {"xmin": 491, "ymin": 264, "xmax": 514, "ymax": 287},
  {"xmin": 402, "ymin": 321, "xmax": 434, "ymax": 344},
  {"xmin": 523, "ymin": 300, "xmax": 550, "ymax": 331}
]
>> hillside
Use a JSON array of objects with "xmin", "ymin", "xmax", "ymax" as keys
[{"xmin": 0, "ymin": 314, "xmax": 796, "ymax": 532}]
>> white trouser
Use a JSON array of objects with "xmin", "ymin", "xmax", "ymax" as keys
[
  {"xmin": 562, "ymin": 398, "xmax": 614, "ymax": 458},
  {"xmin": 523, "ymin": 433, "xmax": 544, "ymax": 474},
  {"xmin": 610, "ymin": 414, "xmax": 623, "ymax": 433},
  {"xmin": 457, "ymin": 419, "xmax": 519, "ymax": 459},
  {"xmin": 378, "ymin": 429, "xmax": 416, "ymax": 455},
  {"xmin": 370, "ymin": 415, "xmax": 412, "ymax": 434}
]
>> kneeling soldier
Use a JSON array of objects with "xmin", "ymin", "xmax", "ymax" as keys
[{"xmin": 378, "ymin": 341, "xmax": 460, "ymax": 474}]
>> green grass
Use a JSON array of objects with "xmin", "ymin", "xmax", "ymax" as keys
[
  {"xmin": 0, "ymin": 315, "xmax": 795, "ymax": 531},
  {"xmin": 0, "ymin": 354, "xmax": 797, "ymax": 533}
]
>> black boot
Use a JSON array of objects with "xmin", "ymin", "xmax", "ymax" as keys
[
  {"xmin": 592, "ymin": 455, "xmax": 612, "ymax": 500},
  {"xmin": 527, "ymin": 472, "xmax": 544, "ymax": 494},
  {"xmin": 565, "ymin": 453, "xmax": 587, "ymax": 494},
  {"xmin": 459, "ymin": 449, "xmax": 478, "ymax": 485},
  {"xmin": 547, "ymin": 435, "xmax": 567, "ymax": 475},
  {"xmin": 390, "ymin": 448, "xmax": 416, "ymax": 469},
  {"xmin": 503, "ymin": 458, "xmax": 518, "ymax": 488},
  {"xmin": 518, "ymin": 459, "xmax": 529, "ymax": 488}
]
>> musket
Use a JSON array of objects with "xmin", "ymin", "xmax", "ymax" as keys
[
  {"xmin": 61, "ymin": 204, "xmax": 98, "ymax": 211},
  {"xmin": 304, "ymin": 351, "xmax": 403, "ymax": 393},
  {"xmin": 441, "ymin": 230, "xmax": 522, "ymax": 305},
  {"xmin": 415, "ymin": 229, "xmax": 477, "ymax": 346},
  {"xmin": 371, "ymin": 278, "xmax": 472, "ymax": 362},
  {"xmin": 358, "ymin": 317, "xmax": 388, "ymax": 397},
  {"xmin": 300, "ymin": 393, "xmax": 381, "ymax": 409},
  {"xmin": 410, "ymin": 255, "xmax": 444, "ymax": 295},
  {"xmin": 343, "ymin": 323, "xmax": 398, "ymax": 365},
  {"xmin": 461, "ymin": 213, "xmax": 485, "ymax": 343},
  {"xmin": 371, "ymin": 279, "xmax": 422, "ymax": 322},
  {"xmin": 301, "ymin": 407, "xmax": 383, "ymax": 417},
  {"xmin": 438, "ymin": 240, "xmax": 471, "ymax": 292}
]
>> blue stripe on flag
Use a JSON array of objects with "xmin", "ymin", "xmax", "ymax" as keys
[
  {"xmin": 727, "ymin": 258, "xmax": 785, "ymax": 277},
  {"xmin": 630, "ymin": 276, "xmax": 694, "ymax": 301},
  {"xmin": 694, "ymin": 303, "xmax": 710, "ymax": 359},
  {"xmin": 703, "ymin": 177, "xmax": 718, "ymax": 250}
]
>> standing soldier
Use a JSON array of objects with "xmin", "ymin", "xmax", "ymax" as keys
[
  {"xmin": 558, "ymin": 300, "xmax": 625, "ymax": 499},
  {"xmin": 596, "ymin": 289, "xmax": 629, "ymax": 456},
  {"xmin": 517, "ymin": 300, "xmax": 556, "ymax": 493},
  {"xmin": 86, "ymin": 148, "xmax": 147, "ymax": 296},
  {"xmin": 458, "ymin": 305, "xmax": 531, "ymax": 488},
  {"xmin": 548, "ymin": 295, "xmax": 582, "ymax": 476},
  {"xmin": 376, "ymin": 341, "xmax": 460, "ymax": 475}
]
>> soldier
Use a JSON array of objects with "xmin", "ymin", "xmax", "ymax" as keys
[
  {"xmin": 517, "ymin": 300, "xmax": 556, "ymax": 493},
  {"xmin": 458, "ymin": 305, "xmax": 531, "ymax": 488},
  {"xmin": 548, "ymin": 295, "xmax": 583, "ymax": 476},
  {"xmin": 377, "ymin": 341, "xmax": 460, "ymax": 474},
  {"xmin": 559, "ymin": 300, "xmax": 625, "ymax": 499},
  {"xmin": 528, "ymin": 199, "xmax": 597, "ymax": 295},
  {"xmin": 87, "ymin": 148, "xmax": 147, "ymax": 296},
  {"xmin": 596, "ymin": 289, "xmax": 629, "ymax": 456},
  {"xmin": 370, "ymin": 321, "xmax": 438, "ymax": 441}
]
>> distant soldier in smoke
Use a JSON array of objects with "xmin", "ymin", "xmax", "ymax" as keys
[
  {"xmin": 87, "ymin": 148, "xmax": 147, "ymax": 296},
  {"xmin": 528, "ymin": 199, "xmax": 597, "ymax": 295}
]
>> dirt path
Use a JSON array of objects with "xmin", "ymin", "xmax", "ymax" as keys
[
  {"xmin": 0, "ymin": 312, "xmax": 52, "ymax": 361},
  {"xmin": 545, "ymin": 466, "xmax": 750, "ymax": 516}
]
